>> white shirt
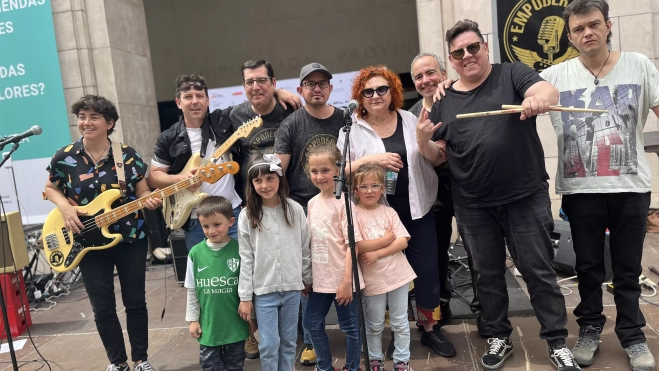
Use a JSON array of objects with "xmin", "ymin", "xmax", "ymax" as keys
[
  {"xmin": 337, "ymin": 109, "xmax": 438, "ymax": 219},
  {"xmin": 540, "ymin": 52, "xmax": 659, "ymax": 194},
  {"xmin": 151, "ymin": 128, "xmax": 242, "ymax": 215}
]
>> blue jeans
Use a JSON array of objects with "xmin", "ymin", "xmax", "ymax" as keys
[
  {"xmin": 300, "ymin": 206, "xmax": 320, "ymax": 346},
  {"xmin": 185, "ymin": 206, "xmax": 240, "ymax": 250},
  {"xmin": 454, "ymin": 185, "xmax": 568, "ymax": 341},
  {"xmin": 363, "ymin": 283, "xmax": 411, "ymax": 363},
  {"xmin": 303, "ymin": 291, "xmax": 361, "ymax": 371},
  {"xmin": 199, "ymin": 341, "xmax": 245, "ymax": 371},
  {"xmin": 253, "ymin": 291, "xmax": 301, "ymax": 371}
]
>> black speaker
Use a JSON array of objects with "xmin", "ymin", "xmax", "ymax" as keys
[
  {"xmin": 169, "ymin": 234, "xmax": 188, "ymax": 284},
  {"xmin": 551, "ymin": 220, "xmax": 613, "ymax": 281}
]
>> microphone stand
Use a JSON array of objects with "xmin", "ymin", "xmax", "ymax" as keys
[
  {"xmin": 0, "ymin": 142, "xmax": 21, "ymax": 371},
  {"xmin": 334, "ymin": 114, "xmax": 370, "ymax": 370}
]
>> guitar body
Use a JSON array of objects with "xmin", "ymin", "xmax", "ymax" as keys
[
  {"xmin": 42, "ymin": 189, "xmax": 123, "ymax": 273},
  {"xmin": 161, "ymin": 153, "xmax": 209, "ymax": 229}
]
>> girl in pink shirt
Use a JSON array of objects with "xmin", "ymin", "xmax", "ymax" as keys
[
  {"xmin": 353, "ymin": 163, "xmax": 416, "ymax": 371},
  {"xmin": 303, "ymin": 144, "xmax": 363, "ymax": 371}
]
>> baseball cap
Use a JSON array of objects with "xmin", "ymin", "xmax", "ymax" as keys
[{"xmin": 299, "ymin": 63, "xmax": 333, "ymax": 84}]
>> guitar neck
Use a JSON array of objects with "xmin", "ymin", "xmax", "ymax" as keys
[
  {"xmin": 204, "ymin": 132, "xmax": 238, "ymax": 164},
  {"xmin": 95, "ymin": 175, "xmax": 203, "ymax": 227}
]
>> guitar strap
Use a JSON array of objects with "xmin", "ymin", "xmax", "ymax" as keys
[{"xmin": 111, "ymin": 141, "xmax": 127, "ymax": 195}]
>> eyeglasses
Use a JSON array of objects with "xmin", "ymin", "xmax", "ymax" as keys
[
  {"xmin": 449, "ymin": 42, "xmax": 482, "ymax": 60},
  {"xmin": 361, "ymin": 86, "xmax": 390, "ymax": 98},
  {"xmin": 243, "ymin": 77, "xmax": 272, "ymax": 87},
  {"xmin": 177, "ymin": 81, "xmax": 205, "ymax": 92},
  {"xmin": 357, "ymin": 184, "xmax": 383, "ymax": 192},
  {"xmin": 301, "ymin": 80, "xmax": 330, "ymax": 90}
]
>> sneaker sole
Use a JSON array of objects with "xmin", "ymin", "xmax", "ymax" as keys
[
  {"xmin": 420, "ymin": 336, "xmax": 457, "ymax": 358},
  {"xmin": 574, "ymin": 345, "xmax": 599, "ymax": 367},
  {"xmin": 481, "ymin": 350, "xmax": 512, "ymax": 371},
  {"xmin": 300, "ymin": 359, "xmax": 317, "ymax": 365}
]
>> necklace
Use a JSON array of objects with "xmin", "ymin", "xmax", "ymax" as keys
[
  {"xmin": 84, "ymin": 139, "xmax": 110, "ymax": 164},
  {"xmin": 579, "ymin": 50, "xmax": 610, "ymax": 85}
]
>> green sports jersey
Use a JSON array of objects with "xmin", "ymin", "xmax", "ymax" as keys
[{"xmin": 185, "ymin": 239, "xmax": 249, "ymax": 346}]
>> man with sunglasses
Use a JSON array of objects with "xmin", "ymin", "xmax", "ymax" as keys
[
  {"xmin": 229, "ymin": 60, "xmax": 301, "ymax": 196},
  {"xmin": 417, "ymin": 20, "xmax": 580, "ymax": 371},
  {"xmin": 539, "ymin": 1, "xmax": 659, "ymax": 370},
  {"xmin": 273, "ymin": 63, "xmax": 346, "ymax": 366}
]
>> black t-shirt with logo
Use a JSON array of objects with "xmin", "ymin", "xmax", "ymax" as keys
[
  {"xmin": 274, "ymin": 107, "xmax": 345, "ymax": 207},
  {"xmin": 430, "ymin": 62, "xmax": 548, "ymax": 208},
  {"xmin": 229, "ymin": 100, "xmax": 295, "ymax": 184}
]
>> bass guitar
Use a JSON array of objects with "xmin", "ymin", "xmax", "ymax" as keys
[
  {"xmin": 42, "ymin": 161, "xmax": 239, "ymax": 272},
  {"xmin": 161, "ymin": 116, "xmax": 262, "ymax": 229}
]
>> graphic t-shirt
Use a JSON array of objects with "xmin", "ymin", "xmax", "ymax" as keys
[
  {"xmin": 430, "ymin": 62, "xmax": 548, "ymax": 207},
  {"xmin": 540, "ymin": 52, "xmax": 659, "ymax": 194},
  {"xmin": 355, "ymin": 205, "xmax": 415, "ymax": 297},
  {"xmin": 184, "ymin": 239, "xmax": 249, "ymax": 346},
  {"xmin": 229, "ymin": 101, "xmax": 295, "ymax": 181},
  {"xmin": 307, "ymin": 194, "xmax": 364, "ymax": 293},
  {"xmin": 274, "ymin": 107, "xmax": 345, "ymax": 207}
]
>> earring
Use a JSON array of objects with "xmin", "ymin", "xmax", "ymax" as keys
[
  {"xmin": 361, "ymin": 108, "xmax": 368, "ymax": 116},
  {"xmin": 389, "ymin": 103, "xmax": 395, "ymax": 111}
]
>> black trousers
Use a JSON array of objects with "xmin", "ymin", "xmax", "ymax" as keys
[
  {"xmin": 79, "ymin": 239, "xmax": 149, "ymax": 364},
  {"xmin": 434, "ymin": 175, "xmax": 481, "ymax": 315},
  {"xmin": 562, "ymin": 192, "xmax": 650, "ymax": 347}
]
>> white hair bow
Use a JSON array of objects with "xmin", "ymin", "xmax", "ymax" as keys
[{"xmin": 248, "ymin": 154, "xmax": 283, "ymax": 176}]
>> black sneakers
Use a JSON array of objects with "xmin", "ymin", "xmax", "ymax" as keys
[
  {"xmin": 549, "ymin": 344, "xmax": 581, "ymax": 371},
  {"xmin": 420, "ymin": 326, "xmax": 456, "ymax": 358},
  {"xmin": 481, "ymin": 337, "xmax": 513, "ymax": 370}
]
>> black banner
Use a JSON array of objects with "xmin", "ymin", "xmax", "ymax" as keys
[{"xmin": 497, "ymin": 0, "xmax": 579, "ymax": 71}]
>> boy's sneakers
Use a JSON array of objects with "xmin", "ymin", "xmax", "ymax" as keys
[
  {"xmin": 571, "ymin": 325, "xmax": 601, "ymax": 366},
  {"xmin": 106, "ymin": 365, "xmax": 130, "ymax": 371},
  {"xmin": 392, "ymin": 361, "xmax": 409, "ymax": 370},
  {"xmin": 245, "ymin": 334, "xmax": 260, "ymax": 359},
  {"xmin": 300, "ymin": 343, "xmax": 317, "ymax": 365},
  {"xmin": 420, "ymin": 326, "xmax": 456, "ymax": 357},
  {"xmin": 548, "ymin": 344, "xmax": 581, "ymax": 371},
  {"xmin": 481, "ymin": 337, "xmax": 513, "ymax": 370},
  {"xmin": 625, "ymin": 342, "xmax": 656, "ymax": 371},
  {"xmin": 369, "ymin": 360, "xmax": 385, "ymax": 371}
]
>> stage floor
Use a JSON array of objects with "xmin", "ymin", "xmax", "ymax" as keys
[{"xmin": 1, "ymin": 234, "xmax": 659, "ymax": 371}]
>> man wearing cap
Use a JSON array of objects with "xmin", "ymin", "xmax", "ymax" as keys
[{"xmin": 274, "ymin": 62, "xmax": 346, "ymax": 365}]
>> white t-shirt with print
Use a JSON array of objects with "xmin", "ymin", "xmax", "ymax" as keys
[{"xmin": 540, "ymin": 52, "xmax": 659, "ymax": 194}]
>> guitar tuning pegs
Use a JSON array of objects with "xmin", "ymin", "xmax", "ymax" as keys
[
  {"xmin": 227, "ymin": 164, "xmax": 233, "ymax": 168},
  {"xmin": 209, "ymin": 168, "xmax": 215, "ymax": 173},
  {"xmin": 218, "ymin": 166, "xmax": 223, "ymax": 171}
]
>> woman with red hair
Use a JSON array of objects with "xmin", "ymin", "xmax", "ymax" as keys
[{"xmin": 337, "ymin": 66, "xmax": 455, "ymax": 368}]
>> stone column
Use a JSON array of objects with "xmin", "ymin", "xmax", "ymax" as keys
[{"xmin": 52, "ymin": 0, "xmax": 160, "ymax": 163}]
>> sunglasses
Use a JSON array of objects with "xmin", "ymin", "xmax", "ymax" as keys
[
  {"xmin": 361, "ymin": 85, "xmax": 390, "ymax": 98},
  {"xmin": 449, "ymin": 42, "xmax": 482, "ymax": 60},
  {"xmin": 177, "ymin": 81, "xmax": 205, "ymax": 92}
]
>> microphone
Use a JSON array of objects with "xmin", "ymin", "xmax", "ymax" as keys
[
  {"xmin": 343, "ymin": 100, "xmax": 359, "ymax": 116},
  {"xmin": 649, "ymin": 266, "xmax": 659, "ymax": 278},
  {"xmin": 0, "ymin": 125, "xmax": 42, "ymax": 150}
]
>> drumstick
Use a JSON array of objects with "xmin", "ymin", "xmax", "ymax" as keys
[{"xmin": 501, "ymin": 105, "xmax": 608, "ymax": 113}]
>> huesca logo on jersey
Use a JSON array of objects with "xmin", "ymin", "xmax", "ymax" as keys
[
  {"xmin": 227, "ymin": 258, "xmax": 240, "ymax": 272},
  {"xmin": 501, "ymin": 0, "xmax": 579, "ymax": 71}
]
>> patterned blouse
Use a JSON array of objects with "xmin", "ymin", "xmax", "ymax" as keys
[{"xmin": 46, "ymin": 139, "xmax": 149, "ymax": 243}]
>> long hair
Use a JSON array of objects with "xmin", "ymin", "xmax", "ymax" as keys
[
  {"xmin": 244, "ymin": 153, "xmax": 293, "ymax": 230},
  {"xmin": 350, "ymin": 66, "xmax": 404, "ymax": 120}
]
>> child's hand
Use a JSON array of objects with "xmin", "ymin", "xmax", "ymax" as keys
[
  {"xmin": 238, "ymin": 301, "xmax": 254, "ymax": 322},
  {"xmin": 336, "ymin": 281, "xmax": 353, "ymax": 306},
  {"xmin": 189, "ymin": 321, "xmax": 202, "ymax": 339},
  {"xmin": 360, "ymin": 251, "xmax": 380, "ymax": 266},
  {"xmin": 302, "ymin": 283, "xmax": 312, "ymax": 298},
  {"xmin": 383, "ymin": 230, "xmax": 396, "ymax": 245}
]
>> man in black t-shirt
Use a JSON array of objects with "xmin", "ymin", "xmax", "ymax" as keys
[
  {"xmin": 417, "ymin": 20, "xmax": 580, "ymax": 371},
  {"xmin": 229, "ymin": 60, "xmax": 297, "ymax": 195},
  {"xmin": 274, "ymin": 62, "xmax": 345, "ymax": 366}
]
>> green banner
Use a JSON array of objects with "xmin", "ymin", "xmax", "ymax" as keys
[{"xmin": 0, "ymin": 0, "xmax": 70, "ymax": 160}]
